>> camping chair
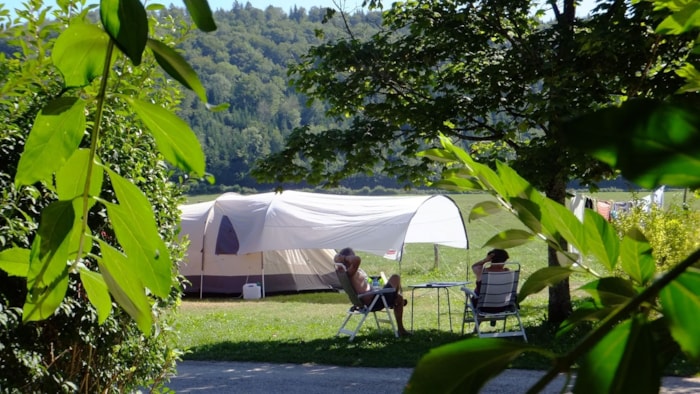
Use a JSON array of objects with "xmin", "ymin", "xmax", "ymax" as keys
[
  {"xmin": 335, "ymin": 263, "xmax": 399, "ymax": 342},
  {"xmin": 461, "ymin": 262, "xmax": 527, "ymax": 342}
]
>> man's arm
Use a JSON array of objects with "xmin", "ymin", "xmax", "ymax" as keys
[{"xmin": 335, "ymin": 254, "xmax": 362, "ymax": 277}]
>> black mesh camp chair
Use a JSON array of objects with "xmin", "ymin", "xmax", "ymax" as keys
[
  {"xmin": 335, "ymin": 263, "xmax": 398, "ymax": 342},
  {"xmin": 461, "ymin": 262, "xmax": 527, "ymax": 341}
]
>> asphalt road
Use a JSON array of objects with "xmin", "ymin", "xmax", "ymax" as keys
[{"xmin": 165, "ymin": 360, "xmax": 700, "ymax": 393}]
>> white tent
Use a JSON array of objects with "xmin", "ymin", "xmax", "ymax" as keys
[
  {"xmin": 179, "ymin": 199, "xmax": 340, "ymax": 297},
  {"xmin": 178, "ymin": 191, "xmax": 469, "ymax": 297}
]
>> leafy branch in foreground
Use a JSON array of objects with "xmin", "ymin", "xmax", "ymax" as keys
[
  {"xmin": 0, "ymin": 0, "xmax": 217, "ymax": 334},
  {"xmin": 407, "ymin": 133, "xmax": 700, "ymax": 393}
]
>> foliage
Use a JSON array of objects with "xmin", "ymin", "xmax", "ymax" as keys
[
  {"xmin": 407, "ymin": 2, "xmax": 700, "ymax": 390},
  {"xmin": 612, "ymin": 203, "xmax": 700, "ymax": 272},
  {"xmin": 0, "ymin": 0, "xmax": 215, "ymax": 391},
  {"xmin": 251, "ymin": 0, "xmax": 697, "ymax": 325},
  {"xmin": 408, "ymin": 131, "xmax": 700, "ymax": 392},
  {"xmin": 171, "ymin": 4, "xmax": 386, "ymax": 189}
]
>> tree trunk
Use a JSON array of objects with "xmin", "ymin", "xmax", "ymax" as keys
[{"xmin": 545, "ymin": 171, "xmax": 573, "ymax": 326}]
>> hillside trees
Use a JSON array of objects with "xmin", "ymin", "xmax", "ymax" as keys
[
  {"xmin": 173, "ymin": 4, "xmax": 384, "ymax": 189},
  {"xmin": 0, "ymin": 0, "xmax": 213, "ymax": 390},
  {"xmin": 252, "ymin": 0, "xmax": 696, "ymax": 325}
]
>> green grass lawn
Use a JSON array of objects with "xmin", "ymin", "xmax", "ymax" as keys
[{"xmin": 175, "ymin": 190, "xmax": 699, "ymax": 376}]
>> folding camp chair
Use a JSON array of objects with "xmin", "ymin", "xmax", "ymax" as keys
[
  {"xmin": 335, "ymin": 263, "xmax": 399, "ymax": 342},
  {"xmin": 461, "ymin": 262, "xmax": 527, "ymax": 341}
]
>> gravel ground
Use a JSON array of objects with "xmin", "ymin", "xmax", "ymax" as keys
[{"xmin": 163, "ymin": 360, "xmax": 700, "ymax": 393}]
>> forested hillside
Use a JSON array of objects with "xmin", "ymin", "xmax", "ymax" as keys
[{"xmin": 172, "ymin": 2, "xmax": 384, "ymax": 190}]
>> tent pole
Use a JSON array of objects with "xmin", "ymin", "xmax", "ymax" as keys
[
  {"xmin": 260, "ymin": 252, "xmax": 265, "ymax": 299},
  {"xmin": 200, "ymin": 234, "xmax": 206, "ymax": 300}
]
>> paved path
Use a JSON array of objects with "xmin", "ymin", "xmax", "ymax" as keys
[{"xmin": 166, "ymin": 360, "xmax": 700, "ymax": 393}]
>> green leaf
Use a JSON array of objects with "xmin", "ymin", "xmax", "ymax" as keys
[
  {"xmin": 100, "ymin": 0, "xmax": 148, "ymax": 65},
  {"xmin": 431, "ymin": 178, "xmax": 483, "ymax": 192},
  {"xmin": 56, "ymin": 148, "xmax": 104, "ymax": 201},
  {"xmin": 619, "ymin": 229, "xmax": 656, "ymax": 286},
  {"xmin": 659, "ymin": 268, "xmax": 700, "ymax": 362},
  {"xmin": 518, "ymin": 266, "xmax": 574, "ymax": 303},
  {"xmin": 417, "ymin": 147, "xmax": 460, "ymax": 163},
  {"xmin": 52, "ymin": 23, "xmax": 110, "ymax": 87},
  {"xmin": 583, "ymin": 209, "xmax": 620, "ymax": 272},
  {"xmin": 98, "ymin": 241, "xmax": 152, "ymax": 335},
  {"xmin": 468, "ymin": 200, "xmax": 503, "ymax": 220},
  {"xmin": 105, "ymin": 169, "xmax": 171, "ymax": 298},
  {"xmin": 495, "ymin": 161, "xmax": 546, "ymax": 205},
  {"xmin": 23, "ymin": 201, "xmax": 74, "ymax": 322},
  {"xmin": 406, "ymin": 338, "xmax": 542, "ymax": 394},
  {"xmin": 565, "ymin": 99, "xmax": 700, "ymax": 189},
  {"xmin": 122, "ymin": 96, "xmax": 205, "ymax": 176},
  {"xmin": 542, "ymin": 198, "xmax": 586, "ymax": 258},
  {"xmin": 15, "ymin": 97, "xmax": 86, "ymax": 186},
  {"xmin": 147, "ymin": 38, "xmax": 207, "ymax": 102},
  {"xmin": 558, "ymin": 300, "xmax": 615, "ymax": 336},
  {"xmin": 183, "ymin": 0, "xmax": 216, "ymax": 32},
  {"xmin": 79, "ymin": 268, "xmax": 112, "ymax": 323},
  {"xmin": 579, "ymin": 277, "xmax": 639, "ymax": 308},
  {"xmin": 482, "ymin": 229, "xmax": 535, "ymax": 249},
  {"xmin": 575, "ymin": 316, "xmax": 660, "ymax": 394},
  {"xmin": 0, "ymin": 247, "xmax": 30, "ymax": 277},
  {"xmin": 655, "ymin": 2, "xmax": 700, "ymax": 35},
  {"xmin": 509, "ymin": 197, "xmax": 549, "ymax": 240}
]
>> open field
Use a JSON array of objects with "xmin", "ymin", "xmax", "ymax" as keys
[{"xmin": 175, "ymin": 190, "xmax": 699, "ymax": 375}]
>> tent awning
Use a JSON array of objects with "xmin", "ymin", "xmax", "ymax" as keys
[{"xmin": 196, "ymin": 191, "xmax": 468, "ymax": 259}]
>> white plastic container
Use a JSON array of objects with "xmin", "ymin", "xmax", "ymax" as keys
[{"xmin": 242, "ymin": 283, "xmax": 262, "ymax": 300}]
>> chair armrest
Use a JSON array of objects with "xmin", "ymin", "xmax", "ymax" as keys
[
  {"xmin": 461, "ymin": 286, "xmax": 477, "ymax": 298},
  {"xmin": 359, "ymin": 287, "xmax": 396, "ymax": 297}
]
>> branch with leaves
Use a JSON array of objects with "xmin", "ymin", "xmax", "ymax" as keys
[{"xmin": 0, "ymin": 0, "xmax": 224, "ymax": 334}]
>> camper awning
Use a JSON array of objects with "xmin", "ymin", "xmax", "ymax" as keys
[{"xmin": 193, "ymin": 191, "xmax": 468, "ymax": 260}]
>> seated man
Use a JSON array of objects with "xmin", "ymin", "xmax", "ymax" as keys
[
  {"xmin": 471, "ymin": 248, "xmax": 510, "ymax": 295},
  {"xmin": 470, "ymin": 248, "xmax": 511, "ymax": 318},
  {"xmin": 334, "ymin": 247, "xmax": 410, "ymax": 337}
]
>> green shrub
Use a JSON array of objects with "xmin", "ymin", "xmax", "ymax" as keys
[
  {"xmin": 0, "ymin": 2, "xmax": 189, "ymax": 391},
  {"xmin": 612, "ymin": 202, "xmax": 700, "ymax": 271}
]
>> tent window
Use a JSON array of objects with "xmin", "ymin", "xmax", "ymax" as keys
[{"xmin": 216, "ymin": 215, "xmax": 240, "ymax": 255}]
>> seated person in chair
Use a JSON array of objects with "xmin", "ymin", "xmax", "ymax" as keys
[
  {"xmin": 471, "ymin": 248, "xmax": 510, "ymax": 296},
  {"xmin": 471, "ymin": 248, "xmax": 511, "ymax": 319},
  {"xmin": 334, "ymin": 247, "xmax": 410, "ymax": 337}
]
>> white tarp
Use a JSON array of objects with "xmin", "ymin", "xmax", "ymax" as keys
[{"xmin": 201, "ymin": 191, "xmax": 468, "ymax": 259}]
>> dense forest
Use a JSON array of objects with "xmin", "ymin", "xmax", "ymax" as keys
[{"xmin": 171, "ymin": 2, "xmax": 389, "ymax": 191}]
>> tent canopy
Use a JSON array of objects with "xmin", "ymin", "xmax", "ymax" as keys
[{"xmin": 204, "ymin": 190, "xmax": 468, "ymax": 260}]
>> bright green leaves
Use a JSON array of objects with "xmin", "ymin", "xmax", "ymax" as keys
[
  {"xmin": 99, "ymin": 241, "xmax": 153, "ymax": 334},
  {"xmin": 655, "ymin": 1, "xmax": 700, "ymax": 35},
  {"xmin": 583, "ymin": 210, "xmax": 619, "ymax": 272},
  {"xmin": 183, "ymin": 0, "xmax": 216, "ymax": 32},
  {"xmin": 106, "ymin": 168, "xmax": 171, "ymax": 298},
  {"xmin": 15, "ymin": 97, "xmax": 86, "ymax": 187},
  {"xmin": 23, "ymin": 201, "xmax": 74, "ymax": 322},
  {"xmin": 575, "ymin": 316, "xmax": 660, "ymax": 394},
  {"xmin": 100, "ymin": 0, "xmax": 147, "ymax": 65},
  {"xmin": 659, "ymin": 268, "xmax": 700, "ymax": 362},
  {"xmin": 53, "ymin": 23, "xmax": 110, "ymax": 87},
  {"xmin": 79, "ymin": 268, "xmax": 112, "ymax": 324},
  {"xmin": 566, "ymin": 99, "xmax": 700, "ymax": 189},
  {"xmin": 122, "ymin": 96, "xmax": 205, "ymax": 176},
  {"xmin": 620, "ymin": 229, "xmax": 656, "ymax": 286},
  {"xmin": 147, "ymin": 39, "xmax": 207, "ymax": 102},
  {"xmin": 518, "ymin": 266, "xmax": 574, "ymax": 302},
  {"xmin": 0, "ymin": 247, "xmax": 31, "ymax": 277},
  {"xmin": 407, "ymin": 338, "xmax": 543, "ymax": 394},
  {"xmin": 57, "ymin": 149, "xmax": 104, "ymax": 202}
]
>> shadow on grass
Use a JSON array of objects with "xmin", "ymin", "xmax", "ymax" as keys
[{"xmin": 183, "ymin": 316, "xmax": 699, "ymax": 377}]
